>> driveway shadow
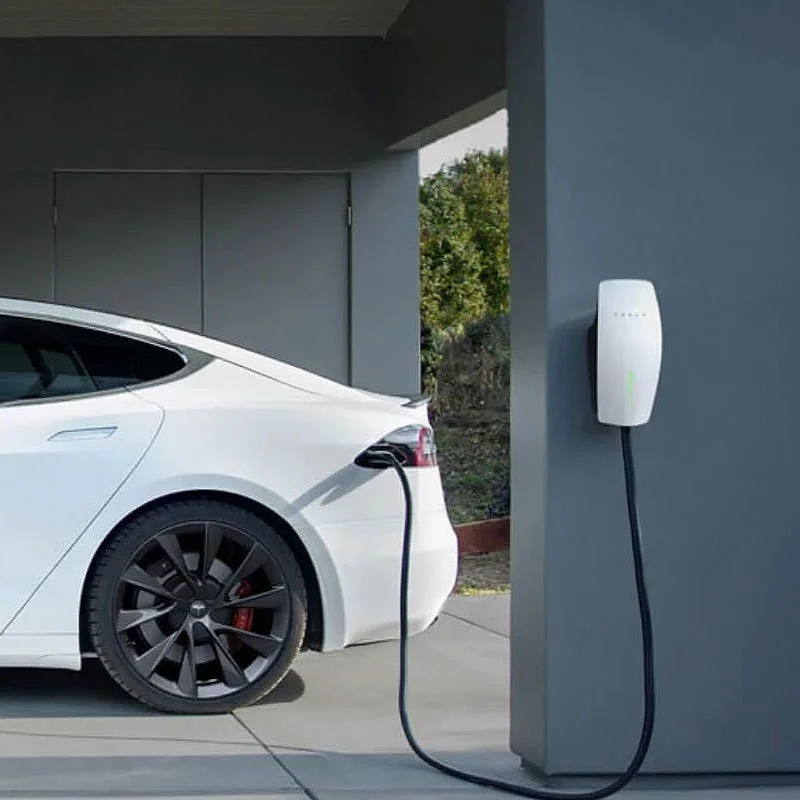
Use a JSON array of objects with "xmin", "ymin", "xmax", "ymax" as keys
[
  {"xmin": 0, "ymin": 660, "xmax": 306, "ymax": 718},
  {"xmin": 0, "ymin": 748, "xmax": 534, "ymax": 797},
  {"xmin": 0, "ymin": 753, "xmax": 302, "ymax": 797}
]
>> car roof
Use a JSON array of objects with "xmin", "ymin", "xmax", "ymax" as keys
[{"xmin": 0, "ymin": 296, "xmax": 169, "ymax": 341}]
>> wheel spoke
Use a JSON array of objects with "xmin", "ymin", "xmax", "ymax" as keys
[
  {"xmin": 213, "ymin": 623, "xmax": 283, "ymax": 659},
  {"xmin": 133, "ymin": 625, "xmax": 185, "ymax": 678},
  {"xmin": 117, "ymin": 603, "xmax": 177, "ymax": 633},
  {"xmin": 114, "ymin": 514, "xmax": 297, "ymax": 704},
  {"xmin": 157, "ymin": 532, "xmax": 199, "ymax": 591},
  {"xmin": 176, "ymin": 624, "xmax": 199, "ymax": 699},
  {"xmin": 121, "ymin": 564, "xmax": 180, "ymax": 601},
  {"xmin": 220, "ymin": 586, "xmax": 288, "ymax": 612},
  {"xmin": 203, "ymin": 622, "xmax": 248, "ymax": 688},
  {"xmin": 219, "ymin": 544, "xmax": 266, "ymax": 600},
  {"xmin": 201, "ymin": 523, "xmax": 224, "ymax": 581}
]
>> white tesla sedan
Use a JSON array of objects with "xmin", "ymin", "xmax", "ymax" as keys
[{"xmin": 0, "ymin": 297, "xmax": 458, "ymax": 713}]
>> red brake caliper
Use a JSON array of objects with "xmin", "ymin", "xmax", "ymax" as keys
[{"xmin": 230, "ymin": 579, "xmax": 254, "ymax": 651}]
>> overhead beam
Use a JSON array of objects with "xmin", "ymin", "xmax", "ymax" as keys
[
  {"xmin": 0, "ymin": 0, "xmax": 411, "ymax": 37},
  {"xmin": 384, "ymin": 0, "xmax": 506, "ymax": 149}
]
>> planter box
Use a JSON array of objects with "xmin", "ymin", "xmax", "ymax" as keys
[{"xmin": 454, "ymin": 517, "xmax": 510, "ymax": 556}]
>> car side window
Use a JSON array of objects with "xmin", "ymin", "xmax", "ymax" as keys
[
  {"xmin": 0, "ymin": 317, "xmax": 95, "ymax": 402},
  {"xmin": 0, "ymin": 339, "xmax": 45, "ymax": 402},
  {"xmin": 63, "ymin": 323, "xmax": 186, "ymax": 390},
  {"xmin": 0, "ymin": 315, "xmax": 186, "ymax": 403}
]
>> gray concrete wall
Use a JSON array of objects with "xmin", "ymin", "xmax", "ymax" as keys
[
  {"xmin": 507, "ymin": 0, "xmax": 548, "ymax": 774},
  {"xmin": 509, "ymin": 0, "xmax": 800, "ymax": 777},
  {"xmin": 0, "ymin": 38, "xmax": 422, "ymax": 394},
  {"xmin": 384, "ymin": 0, "xmax": 506, "ymax": 148},
  {"xmin": 0, "ymin": 172, "xmax": 54, "ymax": 301},
  {"xmin": 350, "ymin": 151, "xmax": 421, "ymax": 395}
]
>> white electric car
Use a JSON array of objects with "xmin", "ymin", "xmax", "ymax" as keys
[{"xmin": 0, "ymin": 297, "xmax": 458, "ymax": 713}]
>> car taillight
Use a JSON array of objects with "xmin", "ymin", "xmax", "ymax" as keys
[
  {"xmin": 411, "ymin": 425, "xmax": 437, "ymax": 467},
  {"xmin": 355, "ymin": 424, "xmax": 438, "ymax": 469}
]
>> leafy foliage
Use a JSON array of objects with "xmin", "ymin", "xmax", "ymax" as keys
[
  {"xmin": 419, "ymin": 148, "xmax": 509, "ymax": 394},
  {"xmin": 431, "ymin": 315, "xmax": 510, "ymax": 420},
  {"xmin": 419, "ymin": 171, "xmax": 485, "ymax": 331},
  {"xmin": 419, "ymin": 148, "xmax": 509, "ymax": 329},
  {"xmin": 418, "ymin": 148, "xmax": 511, "ymax": 525},
  {"xmin": 436, "ymin": 416, "xmax": 510, "ymax": 524},
  {"xmin": 430, "ymin": 316, "xmax": 511, "ymax": 522},
  {"xmin": 448, "ymin": 150, "xmax": 509, "ymax": 318}
]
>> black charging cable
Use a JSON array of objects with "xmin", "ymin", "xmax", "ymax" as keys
[{"xmin": 377, "ymin": 425, "xmax": 655, "ymax": 798}]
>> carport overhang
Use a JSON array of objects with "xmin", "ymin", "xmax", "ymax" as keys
[
  {"xmin": 0, "ymin": 0, "xmax": 507, "ymax": 153},
  {"xmin": 0, "ymin": 0, "xmax": 410, "ymax": 37}
]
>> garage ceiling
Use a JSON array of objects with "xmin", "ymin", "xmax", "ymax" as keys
[{"xmin": 0, "ymin": 0, "xmax": 411, "ymax": 37}]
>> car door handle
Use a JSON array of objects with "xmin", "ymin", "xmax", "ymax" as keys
[{"xmin": 48, "ymin": 426, "xmax": 118, "ymax": 442}]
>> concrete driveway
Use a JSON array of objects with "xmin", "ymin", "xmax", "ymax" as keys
[
  {"xmin": 0, "ymin": 595, "xmax": 796, "ymax": 799},
  {"xmin": 0, "ymin": 595, "xmax": 520, "ymax": 799}
]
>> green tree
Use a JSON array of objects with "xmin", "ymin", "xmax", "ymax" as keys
[
  {"xmin": 419, "ymin": 148, "xmax": 509, "ymax": 394},
  {"xmin": 451, "ymin": 149, "xmax": 509, "ymax": 317},
  {"xmin": 419, "ymin": 170, "xmax": 484, "ymax": 331},
  {"xmin": 419, "ymin": 147, "xmax": 509, "ymax": 332}
]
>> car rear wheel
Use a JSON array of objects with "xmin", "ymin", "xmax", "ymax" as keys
[{"xmin": 87, "ymin": 499, "xmax": 307, "ymax": 714}]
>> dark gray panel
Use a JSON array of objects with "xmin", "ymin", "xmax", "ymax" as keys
[
  {"xmin": 54, "ymin": 172, "xmax": 202, "ymax": 330},
  {"xmin": 0, "ymin": 172, "xmax": 54, "ymax": 300},
  {"xmin": 506, "ymin": 0, "xmax": 548, "ymax": 773},
  {"xmin": 385, "ymin": 0, "xmax": 506, "ymax": 146},
  {"xmin": 0, "ymin": 0, "xmax": 409, "ymax": 37},
  {"xmin": 350, "ymin": 152, "xmax": 420, "ymax": 395},
  {"xmin": 202, "ymin": 174, "xmax": 349, "ymax": 383},
  {"xmin": 0, "ymin": 38, "xmax": 384, "ymax": 171},
  {"xmin": 510, "ymin": 0, "xmax": 800, "ymax": 777}
]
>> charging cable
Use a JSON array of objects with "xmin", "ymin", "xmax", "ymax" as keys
[{"xmin": 374, "ymin": 425, "xmax": 655, "ymax": 798}]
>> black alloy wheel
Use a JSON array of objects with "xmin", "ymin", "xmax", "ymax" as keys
[{"xmin": 88, "ymin": 499, "xmax": 307, "ymax": 714}]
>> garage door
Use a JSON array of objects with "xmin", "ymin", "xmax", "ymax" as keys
[
  {"xmin": 202, "ymin": 173, "xmax": 349, "ymax": 383},
  {"xmin": 53, "ymin": 172, "xmax": 350, "ymax": 383}
]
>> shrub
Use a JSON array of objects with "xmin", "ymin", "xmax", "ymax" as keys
[
  {"xmin": 427, "ymin": 316, "xmax": 511, "ymax": 523},
  {"xmin": 429, "ymin": 315, "xmax": 510, "ymax": 421},
  {"xmin": 418, "ymin": 149, "xmax": 511, "ymax": 523}
]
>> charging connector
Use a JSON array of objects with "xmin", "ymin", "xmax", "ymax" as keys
[{"xmin": 383, "ymin": 424, "xmax": 655, "ymax": 798}]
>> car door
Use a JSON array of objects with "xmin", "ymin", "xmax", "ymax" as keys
[{"xmin": 0, "ymin": 315, "xmax": 166, "ymax": 632}]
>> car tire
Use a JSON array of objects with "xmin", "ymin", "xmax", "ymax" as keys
[{"xmin": 87, "ymin": 498, "xmax": 307, "ymax": 714}]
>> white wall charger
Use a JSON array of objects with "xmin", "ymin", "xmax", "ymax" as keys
[{"xmin": 589, "ymin": 279, "xmax": 663, "ymax": 427}]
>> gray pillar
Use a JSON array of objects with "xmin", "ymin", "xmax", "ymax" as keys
[
  {"xmin": 509, "ymin": 0, "xmax": 800, "ymax": 777},
  {"xmin": 350, "ymin": 151, "xmax": 421, "ymax": 395}
]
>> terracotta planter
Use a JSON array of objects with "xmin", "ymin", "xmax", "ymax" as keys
[{"xmin": 454, "ymin": 517, "xmax": 510, "ymax": 556}]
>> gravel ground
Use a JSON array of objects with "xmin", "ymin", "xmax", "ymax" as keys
[{"xmin": 454, "ymin": 549, "xmax": 510, "ymax": 595}]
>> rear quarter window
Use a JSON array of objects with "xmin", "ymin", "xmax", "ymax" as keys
[{"xmin": 63, "ymin": 323, "xmax": 187, "ymax": 390}]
